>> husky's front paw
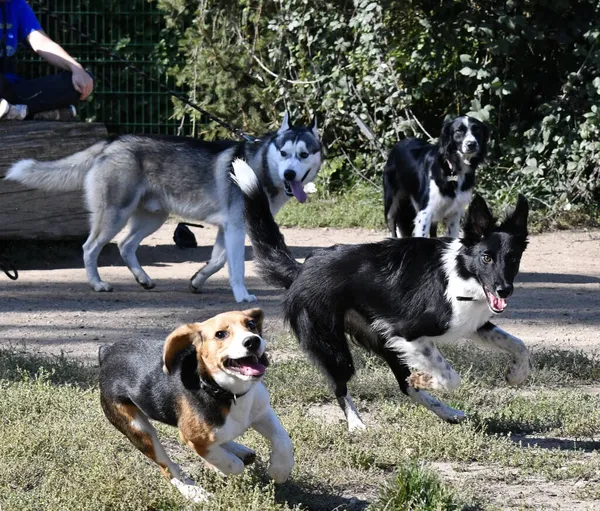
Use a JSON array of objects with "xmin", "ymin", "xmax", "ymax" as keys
[
  {"xmin": 136, "ymin": 276, "xmax": 155, "ymax": 290},
  {"xmin": 91, "ymin": 281, "xmax": 113, "ymax": 292},
  {"xmin": 189, "ymin": 280, "xmax": 203, "ymax": 294},
  {"xmin": 506, "ymin": 356, "xmax": 532, "ymax": 386},
  {"xmin": 232, "ymin": 286, "xmax": 257, "ymax": 303}
]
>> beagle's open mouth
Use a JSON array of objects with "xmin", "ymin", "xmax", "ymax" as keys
[{"xmin": 224, "ymin": 354, "xmax": 268, "ymax": 377}]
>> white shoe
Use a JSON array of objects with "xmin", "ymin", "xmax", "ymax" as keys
[
  {"xmin": 0, "ymin": 99, "xmax": 28, "ymax": 120},
  {"xmin": 32, "ymin": 104, "xmax": 77, "ymax": 121}
]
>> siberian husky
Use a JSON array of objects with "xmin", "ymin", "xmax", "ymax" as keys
[{"xmin": 6, "ymin": 114, "xmax": 322, "ymax": 302}]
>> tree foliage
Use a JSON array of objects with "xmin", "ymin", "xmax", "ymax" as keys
[{"xmin": 157, "ymin": 0, "xmax": 600, "ymax": 216}]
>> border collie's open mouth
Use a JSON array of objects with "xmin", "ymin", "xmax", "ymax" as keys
[
  {"xmin": 484, "ymin": 288, "xmax": 507, "ymax": 314},
  {"xmin": 283, "ymin": 180, "xmax": 307, "ymax": 203},
  {"xmin": 224, "ymin": 355, "xmax": 267, "ymax": 377}
]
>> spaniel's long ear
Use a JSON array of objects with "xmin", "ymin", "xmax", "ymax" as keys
[
  {"xmin": 243, "ymin": 308, "xmax": 264, "ymax": 336},
  {"xmin": 163, "ymin": 324, "xmax": 202, "ymax": 375},
  {"xmin": 439, "ymin": 118, "xmax": 454, "ymax": 159}
]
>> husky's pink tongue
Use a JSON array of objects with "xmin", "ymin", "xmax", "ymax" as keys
[
  {"xmin": 236, "ymin": 359, "xmax": 266, "ymax": 377},
  {"xmin": 289, "ymin": 180, "xmax": 307, "ymax": 203},
  {"xmin": 486, "ymin": 290, "xmax": 507, "ymax": 312}
]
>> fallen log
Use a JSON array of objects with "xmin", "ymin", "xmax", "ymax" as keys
[{"xmin": 0, "ymin": 121, "xmax": 107, "ymax": 240}]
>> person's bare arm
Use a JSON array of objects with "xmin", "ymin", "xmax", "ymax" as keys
[{"xmin": 27, "ymin": 29, "xmax": 94, "ymax": 100}]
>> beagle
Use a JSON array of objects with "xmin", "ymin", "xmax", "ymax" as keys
[{"xmin": 98, "ymin": 308, "xmax": 294, "ymax": 503}]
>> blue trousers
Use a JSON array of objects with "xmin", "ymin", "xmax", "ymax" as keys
[{"xmin": 0, "ymin": 71, "xmax": 85, "ymax": 115}]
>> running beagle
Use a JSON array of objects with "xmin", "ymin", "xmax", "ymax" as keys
[{"xmin": 99, "ymin": 309, "xmax": 294, "ymax": 503}]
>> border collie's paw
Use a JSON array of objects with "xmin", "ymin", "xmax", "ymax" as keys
[
  {"xmin": 347, "ymin": 417, "xmax": 367, "ymax": 433},
  {"xmin": 506, "ymin": 357, "xmax": 532, "ymax": 386},
  {"xmin": 407, "ymin": 371, "xmax": 434, "ymax": 390},
  {"xmin": 445, "ymin": 408, "xmax": 467, "ymax": 424}
]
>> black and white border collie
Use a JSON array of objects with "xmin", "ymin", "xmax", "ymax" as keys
[
  {"xmin": 384, "ymin": 116, "xmax": 489, "ymax": 239},
  {"xmin": 233, "ymin": 159, "xmax": 530, "ymax": 431}
]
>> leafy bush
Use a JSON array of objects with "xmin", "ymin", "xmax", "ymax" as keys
[{"xmin": 157, "ymin": 0, "xmax": 600, "ymax": 221}]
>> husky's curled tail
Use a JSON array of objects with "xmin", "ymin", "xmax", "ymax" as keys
[
  {"xmin": 231, "ymin": 159, "xmax": 300, "ymax": 289},
  {"xmin": 6, "ymin": 141, "xmax": 108, "ymax": 192}
]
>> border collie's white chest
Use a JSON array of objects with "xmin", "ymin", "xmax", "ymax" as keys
[
  {"xmin": 441, "ymin": 239, "xmax": 493, "ymax": 339},
  {"xmin": 428, "ymin": 178, "xmax": 472, "ymax": 224}
]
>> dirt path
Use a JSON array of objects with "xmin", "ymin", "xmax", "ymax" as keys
[{"xmin": 1, "ymin": 225, "xmax": 599, "ymax": 360}]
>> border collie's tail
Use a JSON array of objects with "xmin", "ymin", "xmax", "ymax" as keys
[{"xmin": 231, "ymin": 159, "xmax": 300, "ymax": 289}]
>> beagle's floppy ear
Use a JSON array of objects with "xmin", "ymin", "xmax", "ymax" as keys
[
  {"xmin": 243, "ymin": 308, "xmax": 264, "ymax": 335},
  {"xmin": 163, "ymin": 324, "xmax": 202, "ymax": 375}
]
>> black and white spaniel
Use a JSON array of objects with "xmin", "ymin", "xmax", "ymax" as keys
[{"xmin": 383, "ymin": 116, "xmax": 489, "ymax": 238}]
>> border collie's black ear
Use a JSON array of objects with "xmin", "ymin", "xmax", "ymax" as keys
[
  {"xmin": 501, "ymin": 194, "xmax": 529, "ymax": 238},
  {"xmin": 439, "ymin": 119, "xmax": 454, "ymax": 158},
  {"xmin": 463, "ymin": 194, "xmax": 494, "ymax": 240}
]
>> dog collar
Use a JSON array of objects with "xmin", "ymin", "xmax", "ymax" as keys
[
  {"xmin": 198, "ymin": 375, "xmax": 248, "ymax": 404},
  {"xmin": 300, "ymin": 167, "xmax": 311, "ymax": 183},
  {"xmin": 444, "ymin": 159, "xmax": 458, "ymax": 178}
]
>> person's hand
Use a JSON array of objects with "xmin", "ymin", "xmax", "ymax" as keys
[{"xmin": 71, "ymin": 67, "xmax": 94, "ymax": 100}]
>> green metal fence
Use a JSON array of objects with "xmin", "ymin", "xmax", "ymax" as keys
[{"xmin": 18, "ymin": 0, "xmax": 189, "ymax": 135}]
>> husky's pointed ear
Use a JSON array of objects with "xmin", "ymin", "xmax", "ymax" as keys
[
  {"xmin": 502, "ymin": 194, "xmax": 529, "ymax": 238},
  {"xmin": 463, "ymin": 194, "xmax": 494, "ymax": 240},
  {"xmin": 311, "ymin": 115, "xmax": 319, "ymax": 139},
  {"xmin": 278, "ymin": 112, "xmax": 290, "ymax": 134},
  {"xmin": 163, "ymin": 323, "xmax": 202, "ymax": 375}
]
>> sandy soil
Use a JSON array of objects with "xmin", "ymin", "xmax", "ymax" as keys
[
  {"xmin": 1, "ymin": 225, "xmax": 600, "ymax": 510},
  {"xmin": 1, "ymin": 225, "xmax": 599, "ymax": 360}
]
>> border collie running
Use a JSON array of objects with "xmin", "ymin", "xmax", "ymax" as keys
[
  {"xmin": 233, "ymin": 159, "xmax": 530, "ymax": 432},
  {"xmin": 384, "ymin": 116, "xmax": 489, "ymax": 238}
]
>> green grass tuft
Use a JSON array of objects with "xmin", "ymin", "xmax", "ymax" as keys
[{"xmin": 371, "ymin": 461, "xmax": 475, "ymax": 511}]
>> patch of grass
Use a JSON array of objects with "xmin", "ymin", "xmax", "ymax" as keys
[
  {"xmin": 2, "ymin": 341, "xmax": 600, "ymax": 510},
  {"xmin": 371, "ymin": 461, "xmax": 477, "ymax": 511},
  {"xmin": 276, "ymin": 184, "xmax": 384, "ymax": 229},
  {"xmin": 436, "ymin": 344, "xmax": 600, "ymax": 387},
  {"xmin": 0, "ymin": 346, "xmax": 97, "ymax": 387}
]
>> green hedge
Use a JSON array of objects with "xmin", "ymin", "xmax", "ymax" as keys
[{"xmin": 156, "ymin": 0, "xmax": 600, "ymax": 220}]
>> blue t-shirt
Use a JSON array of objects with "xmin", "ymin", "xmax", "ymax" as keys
[{"xmin": 1, "ymin": 0, "xmax": 42, "ymax": 82}]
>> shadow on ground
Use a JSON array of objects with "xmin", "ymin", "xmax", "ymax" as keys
[{"xmin": 510, "ymin": 435, "xmax": 600, "ymax": 453}]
